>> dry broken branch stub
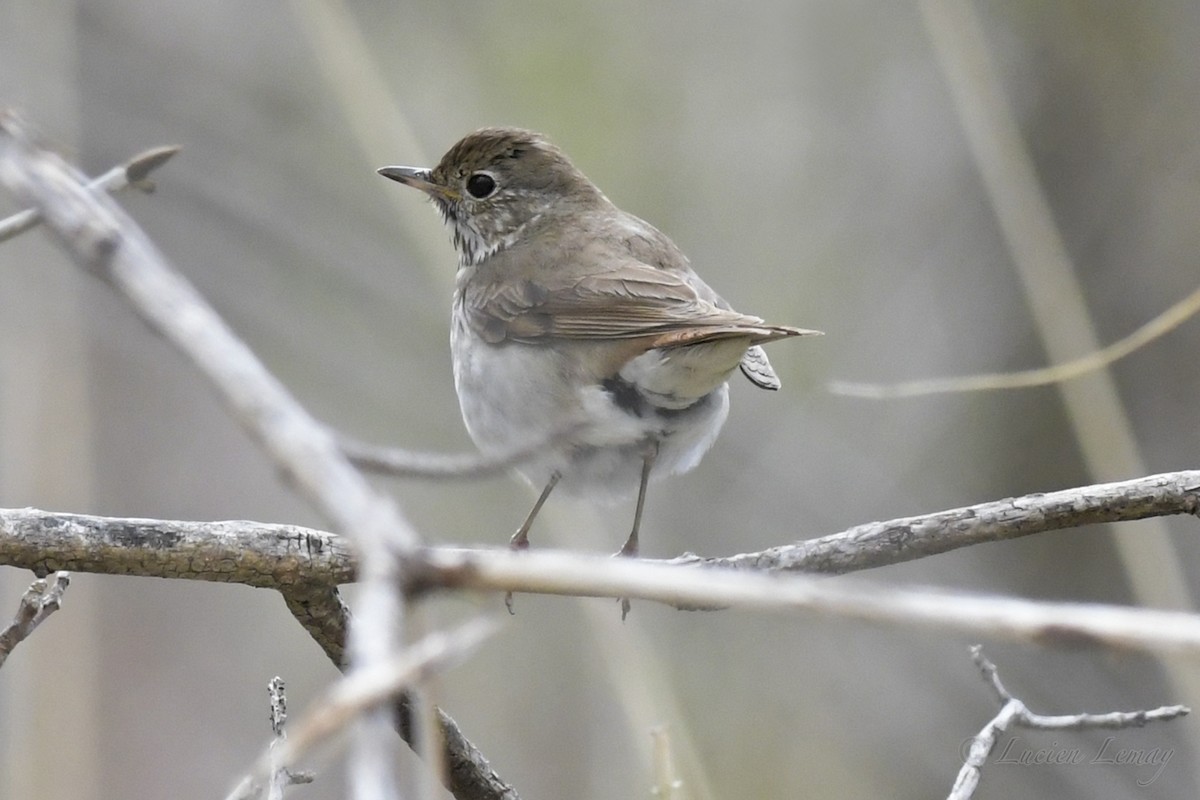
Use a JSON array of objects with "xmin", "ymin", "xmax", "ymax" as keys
[
  {"xmin": 0, "ymin": 143, "xmax": 179, "ymax": 243},
  {"xmin": 0, "ymin": 571, "xmax": 71, "ymax": 669}
]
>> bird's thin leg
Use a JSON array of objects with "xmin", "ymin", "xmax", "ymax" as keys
[
  {"xmin": 616, "ymin": 443, "xmax": 658, "ymax": 620},
  {"xmin": 510, "ymin": 472, "xmax": 560, "ymax": 551},
  {"xmin": 506, "ymin": 472, "xmax": 560, "ymax": 614},
  {"xmin": 617, "ymin": 443, "xmax": 658, "ymax": 559}
]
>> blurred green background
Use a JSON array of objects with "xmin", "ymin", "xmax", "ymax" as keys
[{"xmin": 2, "ymin": 1, "xmax": 1199, "ymax": 798}]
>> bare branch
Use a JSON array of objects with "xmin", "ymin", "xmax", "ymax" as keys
[
  {"xmin": 228, "ymin": 676, "xmax": 316, "ymax": 800},
  {"xmin": 270, "ymin": 677, "xmax": 315, "ymax": 800},
  {"xmin": 0, "ymin": 515, "xmax": 515, "ymax": 798},
  {"xmin": 1, "ymin": 471, "xmax": 1199, "ymax": 661},
  {"xmin": 1, "ymin": 471, "xmax": 1199, "ymax": 662},
  {"xmin": 0, "ymin": 508, "xmax": 356, "ymax": 588},
  {"xmin": 0, "ymin": 571, "xmax": 70, "ymax": 668},
  {"xmin": 420, "ymin": 548, "xmax": 1200, "ymax": 656},
  {"xmin": 5, "ymin": 470, "xmax": 1199, "ymax": 589},
  {"xmin": 670, "ymin": 470, "xmax": 1200, "ymax": 574},
  {"xmin": 269, "ymin": 676, "xmax": 288, "ymax": 737},
  {"xmin": 266, "ymin": 679, "xmax": 288, "ymax": 800},
  {"xmin": 948, "ymin": 646, "xmax": 1188, "ymax": 800},
  {"xmin": 0, "ymin": 112, "xmax": 415, "ymax": 800},
  {"xmin": 20, "ymin": 514, "xmax": 1200, "ymax": 658},
  {"xmin": 9, "ymin": 467, "xmax": 1195, "ymax": 800},
  {"xmin": 0, "ymin": 144, "xmax": 179, "ymax": 243}
]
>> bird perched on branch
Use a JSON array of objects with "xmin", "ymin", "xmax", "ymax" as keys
[{"xmin": 380, "ymin": 128, "xmax": 819, "ymax": 604}]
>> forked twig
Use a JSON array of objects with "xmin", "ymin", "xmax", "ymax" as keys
[{"xmin": 949, "ymin": 646, "xmax": 1188, "ymax": 799}]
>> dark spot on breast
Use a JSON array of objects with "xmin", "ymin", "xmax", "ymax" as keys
[
  {"xmin": 602, "ymin": 377, "xmax": 648, "ymax": 418},
  {"xmin": 601, "ymin": 377, "xmax": 714, "ymax": 421}
]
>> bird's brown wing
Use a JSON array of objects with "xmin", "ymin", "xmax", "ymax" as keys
[{"xmin": 461, "ymin": 260, "xmax": 817, "ymax": 348}]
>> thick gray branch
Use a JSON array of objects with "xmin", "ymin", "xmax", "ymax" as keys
[
  {"xmin": 5, "ymin": 471, "xmax": 1198, "ymax": 591},
  {"xmin": 0, "ymin": 509, "xmax": 354, "ymax": 587},
  {"xmin": 10, "ymin": 475, "xmax": 1200, "ymax": 656}
]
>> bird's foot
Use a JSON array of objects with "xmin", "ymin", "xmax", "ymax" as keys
[
  {"xmin": 613, "ymin": 536, "xmax": 638, "ymax": 620},
  {"xmin": 504, "ymin": 529, "xmax": 533, "ymax": 614}
]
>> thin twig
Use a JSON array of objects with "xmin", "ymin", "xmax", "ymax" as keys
[
  {"xmin": 948, "ymin": 646, "xmax": 1189, "ymax": 800},
  {"xmin": 339, "ymin": 420, "xmax": 584, "ymax": 480},
  {"xmin": 830, "ymin": 282, "xmax": 1200, "ymax": 399},
  {"xmin": 266, "ymin": 677, "xmax": 315, "ymax": 800},
  {"xmin": 267, "ymin": 677, "xmax": 288, "ymax": 800},
  {"xmin": 0, "ymin": 145, "xmax": 179, "ymax": 243},
  {"xmin": 270, "ymin": 676, "xmax": 288, "ymax": 737},
  {"xmin": 0, "ymin": 571, "xmax": 70, "ymax": 669}
]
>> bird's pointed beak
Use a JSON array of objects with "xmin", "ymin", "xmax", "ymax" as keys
[{"xmin": 377, "ymin": 165, "xmax": 460, "ymax": 200}]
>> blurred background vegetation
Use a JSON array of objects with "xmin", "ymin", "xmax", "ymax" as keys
[{"xmin": 2, "ymin": 1, "xmax": 1199, "ymax": 797}]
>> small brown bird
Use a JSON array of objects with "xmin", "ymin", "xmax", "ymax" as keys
[{"xmin": 380, "ymin": 128, "xmax": 818, "ymax": 568}]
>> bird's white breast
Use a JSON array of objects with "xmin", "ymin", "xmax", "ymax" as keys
[{"xmin": 450, "ymin": 304, "xmax": 731, "ymax": 499}]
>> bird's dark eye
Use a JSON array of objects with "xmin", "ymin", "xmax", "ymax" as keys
[{"xmin": 466, "ymin": 172, "xmax": 496, "ymax": 199}]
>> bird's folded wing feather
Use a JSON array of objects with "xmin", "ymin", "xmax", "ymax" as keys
[{"xmin": 464, "ymin": 261, "xmax": 818, "ymax": 347}]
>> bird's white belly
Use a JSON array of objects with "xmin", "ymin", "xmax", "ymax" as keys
[{"xmin": 451, "ymin": 319, "xmax": 730, "ymax": 499}]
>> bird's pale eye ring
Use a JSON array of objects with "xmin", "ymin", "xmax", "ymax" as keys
[{"xmin": 465, "ymin": 172, "xmax": 497, "ymax": 199}]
